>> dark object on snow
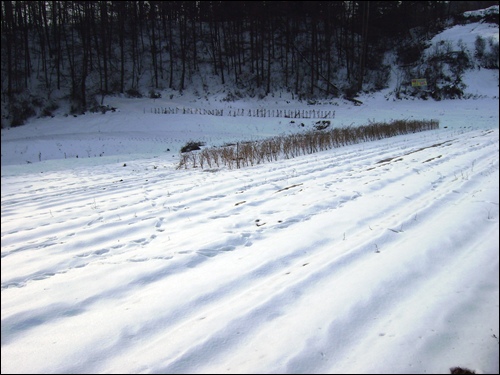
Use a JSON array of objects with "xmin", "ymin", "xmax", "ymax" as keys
[
  {"xmin": 450, "ymin": 367, "xmax": 475, "ymax": 374},
  {"xmin": 314, "ymin": 120, "xmax": 331, "ymax": 131},
  {"xmin": 345, "ymin": 97, "xmax": 363, "ymax": 106},
  {"xmin": 180, "ymin": 141, "xmax": 205, "ymax": 153}
]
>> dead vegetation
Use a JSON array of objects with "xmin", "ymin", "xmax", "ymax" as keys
[{"xmin": 177, "ymin": 119, "xmax": 439, "ymax": 170}]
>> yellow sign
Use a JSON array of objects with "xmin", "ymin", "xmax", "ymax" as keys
[{"xmin": 411, "ymin": 78, "xmax": 427, "ymax": 87}]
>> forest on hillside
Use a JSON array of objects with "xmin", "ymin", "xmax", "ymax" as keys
[{"xmin": 1, "ymin": 1, "xmax": 499, "ymax": 127}]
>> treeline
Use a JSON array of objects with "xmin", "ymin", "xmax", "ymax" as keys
[{"xmin": 0, "ymin": 1, "xmax": 497, "ymax": 126}]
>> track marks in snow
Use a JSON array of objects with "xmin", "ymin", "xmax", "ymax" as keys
[{"xmin": 1, "ymin": 128, "xmax": 498, "ymax": 374}]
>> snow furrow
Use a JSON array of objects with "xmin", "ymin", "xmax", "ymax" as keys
[{"xmin": 1, "ymin": 127, "xmax": 498, "ymax": 374}]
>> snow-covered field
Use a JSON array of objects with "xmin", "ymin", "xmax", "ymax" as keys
[{"xmin": 1, "ymin": 13, "xmax": 499, "ymax": 374}]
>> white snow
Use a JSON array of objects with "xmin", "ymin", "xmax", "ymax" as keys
[{"xmin": 1, "ymin": 11, "xmax": 499, "ymax": 374}]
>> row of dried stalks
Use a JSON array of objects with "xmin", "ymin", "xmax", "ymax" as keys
[{"xmin": 177, "ymin": 119, "xmax": 439, "ymax": 170}]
